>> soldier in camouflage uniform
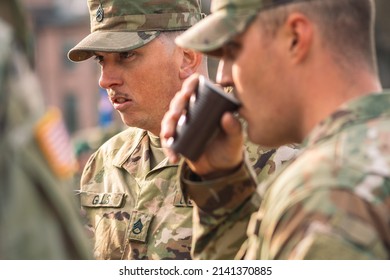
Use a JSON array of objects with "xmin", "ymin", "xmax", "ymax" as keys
[
  {"xmin": 68, "ymin": 0, "xmax": 297, "ymax": 259},
  {"xmin": 161, "ymin": 0, "xmax": 390, "ymax": 259},
  {"xmin": 0, "ymin": 0, "xmax": 92, "ymax": 259}
]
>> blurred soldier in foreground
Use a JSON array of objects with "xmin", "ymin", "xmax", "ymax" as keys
[
  {"xmin": 0, "ymin": 0, "xmax": 91, "ymax": 259},
  {"xmin": 161, "ymin": 0, "xmax": 390, "ymax": 259}
]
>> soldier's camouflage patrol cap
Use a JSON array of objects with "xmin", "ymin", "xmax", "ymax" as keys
[
  {"xmin": 175, "ymin": 0, "xmax": 310, "ymax": 55},
  {"xmin": 68, "ymin": 0, "xmax": 203, "ymax": 62}
]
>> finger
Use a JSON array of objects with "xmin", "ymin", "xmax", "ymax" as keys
[
  {"xmin": 161, "ymin": 75, "xmax": 201, "ymax": 163},
  {"xmin": 160, "ymin": 114, "xmax": 180, "ymax": 163},
  {"xmin": 161, "ymin": 74, "xmax": 200, "ymax": 143},
  {"xmin": 160, "ymin": 108, "xmax": 180, "ymax": 140},
  {"xmin": 165, "ymin": 144, "xmax": 180, "ymax": 163},
  {"xmin": 221, "ymin": 112, "xmax": 242, "ymax": 137},
  {"xmin": 181, "ymin": 73, "xmax": 200, "ymax": 95},
  {"xmin": 166, "ymin": 74, "xmax": 200, "ymax": 119}
]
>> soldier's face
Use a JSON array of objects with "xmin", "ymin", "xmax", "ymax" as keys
[
  {"xmin": 218, "ymin": 16, "xmax": 300, "ymax": 147},
  {"xmin": 95, "ymin": 36, "xmax": 184, "ymax": 135}
]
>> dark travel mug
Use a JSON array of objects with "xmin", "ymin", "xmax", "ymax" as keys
[{"xmin": 169, "ymin": 75, "xmax": 241, "ymax": 161}]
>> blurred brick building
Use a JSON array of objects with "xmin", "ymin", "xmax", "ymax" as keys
[
  {"xmin": 23, "ymin": 0, "xmax": 104, "ymax": 134},
  {"xmin": 22, "ymin": 0, "xmax": 389, "ymax": 137}
]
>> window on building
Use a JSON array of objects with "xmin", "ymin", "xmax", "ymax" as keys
[
  {"xmin": 64, "ymin": 93, "xmax": 78, "ymax": 134},
  {"xmin": 62, "ymin": 41, "xmax": 76, "ymax": 70}
]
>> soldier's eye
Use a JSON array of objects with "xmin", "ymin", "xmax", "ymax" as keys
[
  {"xmin": 93, "ymin": 55, "xmax": 104, "ymax": 64},
  {"xmin": 224, "ymin": 42, "xmax": 241, "ymax": 60},
  {"xmin": 119, "ymin": 51, "xmax": 135, "ymax": 60}
]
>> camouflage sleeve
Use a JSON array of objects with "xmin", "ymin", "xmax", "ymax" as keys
[
  {"xmin": 242, "ymin": 141, "xmax": 390, "ymax": 260},
  {"xmin": 179, "ymin": 143, "xmax": 299, "ymax": 259},
  {"xmin": 255, "ymin": 187, "xmax": 389, "ymax": 260},
  {"xmin": 179, "ymin": 159, "xmax": 260, "ymax": 260}
]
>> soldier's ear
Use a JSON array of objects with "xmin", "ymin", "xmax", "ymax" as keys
[
  {"xmin": 284, "ymin": 12, "xmax": 313, "ymax": 64},
  {"xmin": 179, "ymin": 48, "xmax": 203, "ymax": 79}
]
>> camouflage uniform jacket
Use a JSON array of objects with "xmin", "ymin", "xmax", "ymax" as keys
[
  {"xmin": 0, "ymin": 19, "xmax": 92, "ymax": 259},
  {"xmin": 80, "ymin": 127, "xmax": 192, "ymax": 259},
  {"xmin": 79, "ymin": 126, "xmax": 298, "ymax": 259},
  {"xmin": 182, "ymin": 92, "xmax": 390, "ymax": 260}
]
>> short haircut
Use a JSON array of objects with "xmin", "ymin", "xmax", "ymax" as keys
[{"xmin": 257, "ymin": 0, "xmax": 377, "ymax": 73}]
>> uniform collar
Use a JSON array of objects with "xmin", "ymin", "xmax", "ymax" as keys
[
  {"xmin": 112, "ymin": 128, "xmax": 177, "ymax": 174},
  {"xmin": 303, "ymin": 92, "xmax": 390, "ymax": 148},
  {"xmin": 112, "ymin": 128, "xmax": 147, "ymax": 167}
]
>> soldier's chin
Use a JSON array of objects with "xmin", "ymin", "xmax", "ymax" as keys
[
  {"xmin": 118, "ymin": 113, "xmax": 129, "ymax": 126},
  {"xmin": 120, "ymin": 114, "xmax": 138, "ymax": 129}
]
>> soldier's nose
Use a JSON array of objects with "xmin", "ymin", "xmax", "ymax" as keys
[
  {"xmin": 216, "ymin": 59, "xmax": 234, "ymax": 87},
  {"xmin": 99, "ymin": 66, "xmax": 123, "ymax": 90}
]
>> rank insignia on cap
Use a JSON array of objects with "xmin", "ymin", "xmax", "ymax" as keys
[
  {"xmin": 34, "ymin": 107, "xmax": 76, "ymax": 179},
  {"xmin": 96, "ymin": 3, "xmax": 104, "ymax": 22}
]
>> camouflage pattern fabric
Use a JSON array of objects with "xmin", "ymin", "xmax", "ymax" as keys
[
  {"xmin": 79, "ymin": 126, "xmax": 297, "ymax": 259},
  {"xmin": 72, "ymin": 124, "xmax": 125, "ymax": 192},
  {"xmin": 175, "ymin": 0, "xmax": 313, "ymax": 55},
  {"xmin": 89, "ymin": 0, "xmax": 203, "ymax": 32},
  {"xmin": 68, "ymin": 0, "xmax": 204, "ymax": 62},
  {"xmin": 80, "ymin": 128, "xmax": 192, "ymax": 259},
  {"xmin": 180, "ymin": 144, "xmax": 298, "ymax": 259},
  {"xmin": 182, "ymin": 92, "xmax": 390, "ymax": 260},
  {"xmin": 0, "ymin": 18, "xmax": 92, "ymax": 259}
]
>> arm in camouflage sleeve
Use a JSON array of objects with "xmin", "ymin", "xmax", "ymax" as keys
[
  {"xmin": 261, "ymin": 188, "xmax": 390, "ymax": 260},
  {"xmin": 251, "ymin": 146, "xmax": 390, "ymax": 260},
  {"xmin": 179, "ymin": 143, "xmax": 298, "ymax": 259},
  {"xmin": 180, "ymin": 159, "xmax": 258, "ymax": 260}
]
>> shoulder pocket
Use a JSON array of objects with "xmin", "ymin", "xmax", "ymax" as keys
[{"xmin": 80, "ymin": 191, "xmax": 126, "ymax": 208}]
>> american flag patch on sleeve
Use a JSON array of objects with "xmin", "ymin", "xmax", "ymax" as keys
[{"xmin": 34, "ymin": 107, "xmax": 77, "ymax": 179}]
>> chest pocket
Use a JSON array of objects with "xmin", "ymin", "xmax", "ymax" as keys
[
  {"xmin": 80, "ymin": 192, "xmax": 154, "ymax": 244},
  {"xmin": 80, "ymin": 192, "xmax": 126, "ymax": 208}
]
